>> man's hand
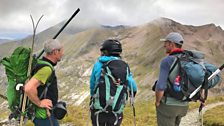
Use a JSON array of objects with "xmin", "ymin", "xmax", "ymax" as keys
[
  {"xmin": 155, "ymin": 91, "xmax": 164, "ymax": 107},
  {"xmin": 129, "ymin": 91, "xmax": 137, "ymax": 97},
  {"xmin": 39, "ymin": 99, "xmax": 52, "ymax": 110},
  {"xmin": 155, "ymin": 101, "xmax": 160, "ymax": 107}
]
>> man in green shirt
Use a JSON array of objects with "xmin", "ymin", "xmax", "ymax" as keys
[{"xmin": 24, "ymin": 39, "xmax": 64, "ymax": 126}]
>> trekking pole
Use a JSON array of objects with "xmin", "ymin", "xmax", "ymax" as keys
[
  {"xmin": 199, "ymin": 101, "xmax": 205, "ymax": 126},
  {"xmin": 130, "ymin": 82, "xmax": 136, "ymax": 126},
  {"xmin": 189, "ymin": 64, "xmax": 224, "ymax": 99},
  {"xmin": 198, "ymin": 77, "xmax": 208, "ymax": 126},
  {"xmin": 19, "ymin": 15, "xmax": 44, "ymax": 126},
  {"xmin": 36, "ymin": 8, "xmax": 80, "ymax": 59},
  {"xmin": 47, "ymin": 109, "xmax": 54, "ymax": 126},
  {"xmin": 86, "ymin": 98, "xmax": 93, "ymax": 126},
  {"xmin": 86, "ymin": 110, "xmax": 91, "ymax": 126},
  {"xmin": 197, "ymin": 89, "xmax": 206, "ymax": 126}
]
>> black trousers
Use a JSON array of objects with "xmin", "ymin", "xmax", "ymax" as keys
[{"xmin": 91, "ymin": 109, "xmax": 123, "ymax": 126}]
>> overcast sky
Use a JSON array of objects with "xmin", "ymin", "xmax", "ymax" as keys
[{"xmin": 0, "ymin": 0, "xmax": 224, "ymax": 39}]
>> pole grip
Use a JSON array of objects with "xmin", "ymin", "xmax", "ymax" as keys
[{"xmin": 220, "ymin": 64, "xmax": 224, "ymax": 70}]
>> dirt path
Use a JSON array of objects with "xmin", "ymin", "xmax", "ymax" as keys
[{"xmin": 180, "ymin": 102, "xmax": 224, "ymax": 126}]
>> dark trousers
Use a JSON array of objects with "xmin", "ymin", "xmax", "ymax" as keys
[
  {"xmin": 91, "ymin": 109, "xmax": 123, "ymax": 126},
  {"xmin": 33, "ymin": 114, "xmax": 59, "ymax": 126}
]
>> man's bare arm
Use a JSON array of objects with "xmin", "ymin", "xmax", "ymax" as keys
[{"xmin": 24, "ymin": 78, "xmax": 52, "ymax": 109}]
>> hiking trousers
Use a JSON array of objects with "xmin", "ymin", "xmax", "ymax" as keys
[
  {"xmin": 33, "ymin": 114, "xmax": 59, "ymax": 126},
  {"xmin": 91, "ymin": 109, "xmax": 123, "ymax": 126},
  {"xmin": 156, "ymin": 102, "xmax": 188, "ymax": 126}
]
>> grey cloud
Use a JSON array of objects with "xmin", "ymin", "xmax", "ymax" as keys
[
  {"xmin": 0, "ymin": 0, "xmax": 224, "ymax": 35},
  {"xmin": 61, "ymin": 0, "xmax": 162, "ymax": 26},
  {"xmin": 0, "ymin": 0, "xmax": 55, "ymax": 17},
  {"xmin": 0, "ymin": 0, "xmax": 66, "ymax": 33}
]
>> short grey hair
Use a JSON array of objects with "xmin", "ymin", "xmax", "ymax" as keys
[{"xmin": 44, "ymin": 39, "xmax": 62, "ymax": 54}]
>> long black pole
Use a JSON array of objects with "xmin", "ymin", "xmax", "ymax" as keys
[{"xmin": 37, "ymin": 8, "xmax": 80, "ymax": 59}]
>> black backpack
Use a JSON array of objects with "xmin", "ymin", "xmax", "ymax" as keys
[{"xmin": 91, "ymin": 59, "xmax": 129, "ymax": 115}]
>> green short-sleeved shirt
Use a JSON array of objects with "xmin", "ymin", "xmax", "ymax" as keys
[
  {"xmin": 33, "ymin": 66, "xmax": 52, "ymax": 85},
  {"xmin": 33, "ymin": 66, "xmax": 52, "ymax": 119}
]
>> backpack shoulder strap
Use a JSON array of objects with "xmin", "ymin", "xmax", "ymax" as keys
[
  {"xmin": 165, "ymin": 53, "xmax": 184, "ymax": 100},
  {"xmin": 34, "ymin": 59, "xmax": 54, "ymax": 99},
  {"xmin": 36, "ymin": 60, "xmax": 54, "ymax": 71},
  {"xmin": 169, "ymin": 56, "xmax": 179, "ymax": 75},
  {"xmin": 167, "ymin": 53, "xmax": 182, "ymax": 84}
]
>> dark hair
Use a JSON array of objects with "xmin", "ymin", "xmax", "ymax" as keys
[
  {"xmin": 174, "ymin": 42, "xmax": 183, "ymax": 48},
  {"xmin": 101, "ymin": 50, "xmax": 121, "ymax": 57}
]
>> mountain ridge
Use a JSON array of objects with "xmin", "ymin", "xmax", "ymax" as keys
[{"xmin": 0, "ymin": 17, "xmax": 223, "ymax": 107}]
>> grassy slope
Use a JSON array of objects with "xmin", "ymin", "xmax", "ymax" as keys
[
  {"xmin": 202, "ymin": 96, "xmax": 224, "ymax": 126},
  {"xmin": 60, "ymin": 96, "xmax": 224, "ymax": 126},
  {"xmin": 204, "ymin": 105, "xmax": 224, "ymax": 126},
  {"xmin": 0, "ymin": 41, "xmax": 18, "ymax": 57},
  {"xmin": 0, "ymin": 96, "xmax": 223, "ymax": 126},
  {"xmin": 60, "ymin": 100, "xmax": 157, "ymax": 126}
]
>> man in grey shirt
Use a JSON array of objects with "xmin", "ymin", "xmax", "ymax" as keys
[{"xmin": 155, "ymin": 32, "xmax": 189, "ymax": 126}]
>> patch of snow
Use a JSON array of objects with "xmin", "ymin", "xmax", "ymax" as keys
[
  {"xmin": 75, "ymin": 91, "xmax": 89, "ymax": 106},
  {"xmin": 82, "ymin": 67, "xmax": 92, "ymax": 77}
]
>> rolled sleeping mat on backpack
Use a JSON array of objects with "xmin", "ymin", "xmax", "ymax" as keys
[
  {"xmin": 189, "ymin": 64, "xmax": 224, "ymax": 99},
  {"xmin": 205, "ymin": 63, "xmax": 222, "ymax": 88}
]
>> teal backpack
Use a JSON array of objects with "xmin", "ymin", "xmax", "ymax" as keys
[{"xmin": 167, "ymin": 50, "xmax": 222, "ymax": 101}]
